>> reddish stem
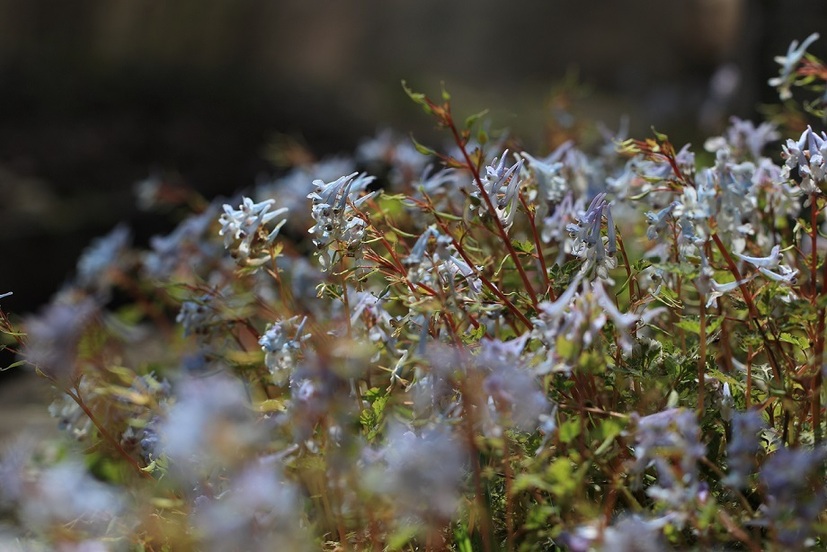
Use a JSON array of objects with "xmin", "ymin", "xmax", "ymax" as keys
[{"xmin": 445, "ymin": 113, "xmax": 540, "ymax": 309}]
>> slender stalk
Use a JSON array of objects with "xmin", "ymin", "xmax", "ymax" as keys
[
  {"xmin": 519, "ymin": 191, "xmax": 552, "ymax": 299},
  {"xmin": 502, "ymin": 436, "xmax": 515, "ymax": 552},
  {"xmin": 711, "ymin": 233, "xmax": 786, "ymax": 385},
  {"xmin": 615, "ymin": 228, "xmax": 637, "ymax": 307},
  {"xmin": 698, "ymin": 297, "xmax": 707, "ymax": 414},
  {"xmin": 446, "ymin": 116, "xmax": 539, "ymax": 309},
  {"xmin": 461, "ymin": 383, "xmax": 492, "ymax": 552},
  {"xmin": 810, "ymin": 195, "xmax": 827, "ymax": 443},
  {"xmin": 431, "ymin": 212, "xmax": 534, "ymax": 330}
]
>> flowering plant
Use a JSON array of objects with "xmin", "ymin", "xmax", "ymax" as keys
[{"xmin": 2, "ymin": 35, "xmax": 827, "ymax": 551}]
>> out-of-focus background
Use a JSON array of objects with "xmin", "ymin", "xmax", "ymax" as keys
[{"xmin": 0, "ymin": 0, "xmax": 825, "ymax": 400}]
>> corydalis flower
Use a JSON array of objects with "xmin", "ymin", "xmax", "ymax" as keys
[
  {"xmin": 17, "ymin": 460, "xmax": 124, "ymax": 538},
  {"xmin": 159, "ymin": 375, "xmax": 264, "ymax": 479},
  {"xmin": 470, "ymin": 151, "xmax": 524, "ymax": 232},
  {"xmin": 566, "ymin": 192, "xmax": 617, "ymax": 281},
  {"xmin": 759, "ymin": 446, "xmax": 827, "ymax": 548},
  {"xmin": 769, "ymin": 33, "xmax": 820, "ymax": 100},
  {"xmin": 403, "ymin": 225, "xmax": 482, "ymax": 301},
  {"xmin": 363, "ymin": 422, "xmax": 465, "ymax": 524},
  {"xmin": 307, "ymin": 172, "xmax": 377, "ymax": 269},
  {"xmin": 782, "ymin": 126, "xmax": 827, "ymax": 196},
  {"xmin": 144, "ymin": 203, "xmax": 221, "ymax": 280},
  {"xmin": 24, "ymin": 294, "xmax": 100, "ymax": 386},
  {"xmin": 349, "ymin": 289, "xmax": 397, "ymax": 354},
  {"xmin": 193, "ymin": 462, "xmax": 309, "ymax": 552},
  {"xmin": 531, "ymin": 277, "xmax": 649, "ymax": 372},
  {"xmin": 711, "ymin": 117, "xmax": 780, "ymax": 161},
  {"xmin": 259, "ymin": 316, "xmax": 310, "ymax": 385},
  {"xmin": 521, "ymin": 150, "xmax": 566, "ymax": 204},
  {"xmin": 75, "ymin": 224, "xmax": 131, "ymax": 291},
  {"xmin": 644, "ymin": 201, "xmax": 677, "ymax": 241},
  {"xmin": 477, "ymin": 335, "xmax": 551, "ymax": 434},
  {"xmin": 176, "ymin": 293, "xmax": 217, "ymax": 337},
  {"xmin": 219, "ymin": 197, "xmax": 288, "ymax": 268},
  {"xmin": 723, "ymin": 410, "xmax": 764, "ymax": 489},
  {"xmin": 630, "ymin": 408, "xmax": 705, "ymax": 519}
]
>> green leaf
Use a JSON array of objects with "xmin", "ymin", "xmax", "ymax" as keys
[
  {"xmin": 409, "ymin": 134, "xmax": 436, "ymax": 157},
  {"xmin": 464, "ymin": 108, "xmax": 490, "ymax": 130},
  {"xmin": 512, "ymin": 473, "xmax": 553, "ymax": 493},
  {"xmin": 651, "ymin": 126, "xmax": 670, "ymax": 142},
  {"xmin": 512, "ymin": 239, "xmax": 535, "ymax": 255},
  {"xmin": 1, "ymin": 359, "xmax": 27, "ymax": 372},
  {"xmin": 387, "ymin": 524, "xmax": 419, "ymax": 551},
  {"xmin": 559, "ymin": 417, "xmax": 581, "ymax": 444},
  {"xmin": 775, "ymin": 332, "xmax": 810, "ymax": 351},
  {"xmin": 547, "ymin": 457, "xmax": 578, "ymax": 497},
  {"xmin": 454, "ymin": 524, "xmax": 474, "ymax": 552},
  {"xmin": 674, "ymin": 315, "xmax": 722, "ymax": 336},
  {"xmin": 440, "ymin": 81, "xmax": 451, "ymax": 101},
  {"xmin": 401, "ymin": 80, "xmax": 428, "ymax": 108},
  {"xmin": 461, "ymin": 323, "xmax": 486, "ymax": 344}
]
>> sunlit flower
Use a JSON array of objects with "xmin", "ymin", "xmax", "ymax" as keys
[
  {"xmin": 769, "ymin": 33, "xmax": 820, "ymax": 100},
  {"xmin": 219, "ymin": 197, "xmax": 288, "ymax": 268},
  {"xmin": 307, "ymin": 172, "xmax": 377, "ymax": 269}
]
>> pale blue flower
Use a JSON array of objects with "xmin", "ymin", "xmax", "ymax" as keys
[
  {"xmin": 307, "ymin": 172, "xmax": 377, "ymax": 268},
  {"xmin": 219, "ymin": 196, "xmax": 288, "ymax": 267},
  {"xmin": 259, "ymin": 316, "xmax": 309, "ymax": 385},
  {"xmin": 735, "ymin": 245, "xmax": 781, "ymax": 269},
  {"xmin": 723, "ymin": 410, "xmax": 764, "ymax": 489},
  {"xmin": 75, "ymin": 224, "xmax": 131, "ymax": 290},
  {"xmin": 769, "ymin": 33, "xmax": 820, "ymax": 100},
  {"xmin": 470, "ymin": 151, "xmax": 524, "ymax": 231}
]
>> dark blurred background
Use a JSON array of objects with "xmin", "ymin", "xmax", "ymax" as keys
[{"xmin": 1, "ymin": 0, "xmax": 826, "ymax": 318}]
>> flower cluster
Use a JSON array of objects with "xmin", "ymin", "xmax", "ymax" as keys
[
  {"xmin": 219, "ymin": 196, "xmax": 288, "ymax": 268},
  {"xmin": 5, "ymin": 34, "xmax": 827, "ymax": 551},
  {"xmin": 307, "ymin": 171, "xmax": 377, "ymax": 269}
]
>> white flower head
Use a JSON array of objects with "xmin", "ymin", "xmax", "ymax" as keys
[{"xmin": 219, "ymin": 197, "xmax": 288, "ymax": 268}]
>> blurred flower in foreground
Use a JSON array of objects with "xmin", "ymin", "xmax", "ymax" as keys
[
  {"xmin": 158, "ymin": 375, "xmax": 264, "ymax": 479},
  {"xmin": 630, "ymin": 408, "xmax": 705, "ymax": 524},
  {"xmin": 723, "ymin": 410, "xmax": 765, "ymax": 489},
  {"xmin": 23, "ymin": 293, "xmax": 100, "ymax": 386},
  {"xmin": 363, "ymin": 422, "xmax": 466, "ymax": 525},
  {"xmin": 75, "ymin": 224, "xmax": 131, "ymax": 292},
  {"xmin": 758, "ymin": 446, "xmax": 827, "ymax": 549},
  {"xmin": 192, "ymin": 461, "xmax": 310, "ymax": 552},
  {"xmin": 1, "ymin": 443, "xmax": 125, "ymax": 543}
]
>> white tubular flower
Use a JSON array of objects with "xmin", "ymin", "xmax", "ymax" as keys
[
  {"xmin": 769, "ymin": 33, "xmax": 820, "ymax": 100},
  {"xmin": 471, "ymin": 151, "xmax": 524, "ymax": 232},
  {"xmin": 783, "ymin": 127, "xmax": 827, "ymax": 197},
  {"xmin": 259, "ymin": 316, "xmax": 310, "ymax": 385},
  {"xmin": 521, "ymin": 151, "xmax": 567, "ymax": 203},
  {"xmin": 735, "ymin": 245, "xmax": 781, "ymax": 269},
  {"xmin": 307, "ymin": 172, "xmax": 376, "ymax": 269},
  {"xmin": 566, "ymin": 193, "xmax": 617, "ymax": 281},
  {"xmin": 700, "ymin": 276, "xmax": 754, "ymax": 309},
  {"xmin": 219, "ymin": 197, "xmax": 288, "ymax": 268},
  {"xmin": 758, "ymin": 265, "xmax": 799, "ymax": 285},
  {"xmin": 645, "ymin": 202, "xmax": 678, "ymax": 241}
]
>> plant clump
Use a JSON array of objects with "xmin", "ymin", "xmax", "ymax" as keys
[{"xmin": 1, "ymin": 34, "xmax": 827, "ymax": 551}]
